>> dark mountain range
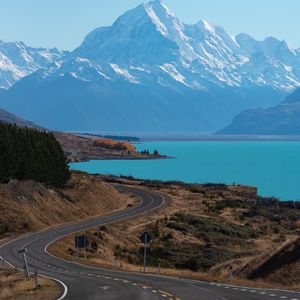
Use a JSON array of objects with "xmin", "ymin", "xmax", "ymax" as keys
[{"xmin": 218, "ymin": 88, "xmax": 300, "ymax": 135}]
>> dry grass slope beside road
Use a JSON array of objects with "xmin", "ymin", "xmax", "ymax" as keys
[
  {"xmin": 0, "ymin": 262, "xmax": 60, "ymax": 300},
  {"xmin": 0, "ymin": 171, "xmax": 132, "ymax": 239}
]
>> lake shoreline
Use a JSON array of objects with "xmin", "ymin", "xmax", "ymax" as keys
[{"xmin": 70, "ymin": 141, "xmax": 300, "ymax": 201}]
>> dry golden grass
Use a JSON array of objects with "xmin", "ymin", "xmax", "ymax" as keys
[
  {"xmin": 0, "ymin": 263, "xmax": 60, "ymax": 300},
  {"xmin": 0, "ymin": 171, "xmax": 133, "ymax": 239}
]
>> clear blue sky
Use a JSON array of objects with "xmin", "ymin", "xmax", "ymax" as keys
[{"xmin": 0, "ymin": 0, "xmax": 299, "ymax": 50}]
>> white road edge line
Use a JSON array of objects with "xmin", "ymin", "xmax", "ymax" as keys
[{"xmin": 190, "ymin": 280, "xmax": 300, "ymax": 296}]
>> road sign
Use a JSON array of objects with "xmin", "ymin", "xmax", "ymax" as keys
[
  {"xmin": 75, "ymin": 236, "xmax": 89, "ymax": 248},
  {"xmin": 139, "ymin": 232, "xmax": 152, "ymax": 244}
]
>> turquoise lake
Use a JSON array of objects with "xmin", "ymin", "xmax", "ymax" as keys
[{"xmin": 70, "ymin": 142, "xmax": 300, "ymax": 201}]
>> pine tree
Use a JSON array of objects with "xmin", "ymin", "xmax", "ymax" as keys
[{"xmin": 0, "ymin": 123, "xmax": 70, "ymax": 188}]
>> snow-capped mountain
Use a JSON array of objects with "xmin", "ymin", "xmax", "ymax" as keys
[
  {"xmin": 0, "ymin": 40, "xmax": 66, "ymax": 89},
  {"xmin": 0, "ymin": 0, "xmax": 299, "ymax": 133},
  {"xmin": 71, "ymin": 0, "xmax": 300, "ymax": 92}
]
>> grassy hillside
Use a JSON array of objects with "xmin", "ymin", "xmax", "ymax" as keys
[{"xmin": 0, "ymin": 171, "xmax": 132, "ymax": 239}]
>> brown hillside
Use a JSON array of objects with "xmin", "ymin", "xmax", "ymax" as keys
[{"xmin": 0, "ymin": 171, "xmax": 132, "ymax": 239}]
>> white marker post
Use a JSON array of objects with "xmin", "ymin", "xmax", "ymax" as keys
[
  {"xmin": 1, "ymin": 257, "xmax": 4, "ymax": 271},
  {"xmin": 19, "ymin": 248, "xmax": 29, "ymax": 279}
]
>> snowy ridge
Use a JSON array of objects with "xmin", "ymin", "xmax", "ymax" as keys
[
  {"xmin": 0, "ymin": 40, "xmax": 66, "ymax": 89},
  {"xmin": 67, "ymin": 0, "xmax": 300, "ymax": 92},
  {"xmin": 2, "ymin": 1, "xmax": 300, "ymax": 92}
]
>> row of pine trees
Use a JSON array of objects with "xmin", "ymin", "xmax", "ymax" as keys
[{"xmin": 0, "ymin": 123, "xmax": 70, "ymax": 188}]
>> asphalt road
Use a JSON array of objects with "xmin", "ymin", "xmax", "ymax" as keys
[{"xmin": 1, "ymin": 185, "xmax": 300, "ymax": 300}]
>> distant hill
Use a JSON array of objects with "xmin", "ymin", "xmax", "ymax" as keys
[
  {"xmin": 0, "ymin": 108, "xmax": 40, "ymax": 128},
  {"xmin": 218, "ymin": 88, "xmax": 300, "ymax": 135}
]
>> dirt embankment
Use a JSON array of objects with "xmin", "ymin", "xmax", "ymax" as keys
[{"xmin": 0, "ymin": 171, "xmax": 133, "ymax": 239}]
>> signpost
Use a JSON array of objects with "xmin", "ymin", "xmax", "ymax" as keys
[
  {"xmin": 139, "ymin": 232, "xmax": 152, "ymax": 273},
  {"xmin": 18, "ymin": 248, "xmax": 29, "ymax": 278},
  {"xmin": 75, "ymin": 236, "xmax": 89, "ymax": 259}
]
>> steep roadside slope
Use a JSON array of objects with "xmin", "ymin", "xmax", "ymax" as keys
[{"xmin": 0, "ymin": 171, "xmax": 132, "ymax": 239}]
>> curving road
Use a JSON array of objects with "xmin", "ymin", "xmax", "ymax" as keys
[{"xmin": 1, "ymin": 185, "xmax": 300, "ymax": 300}]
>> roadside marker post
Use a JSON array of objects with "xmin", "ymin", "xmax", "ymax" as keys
[
  {"xmin": 34, "ymin": 270, "xmax": 40, "ymax": 290},
  {"xmin": 139, "ymin": 232, "xmax": 152, "ymax": 273},
  {"xmin": 1, "ymin": 257, "xmax": 4, "ymax": 271},
  {"xmin": 157, "ymin": 259, "xmax": 161, "ymax": 275},
  {"xmin": 18, "ymin": 248, "xmax": 30, "ymax": 279}
]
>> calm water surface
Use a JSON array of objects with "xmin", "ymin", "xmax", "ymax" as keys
[{"xmin": 70, "ymin": 142, "xmax": 300, "ymax": 201}]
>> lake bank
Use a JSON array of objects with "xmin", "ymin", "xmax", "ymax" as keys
[{"xmin": 70, "ymin": 141, "xmax": 300, "ymax": 201}]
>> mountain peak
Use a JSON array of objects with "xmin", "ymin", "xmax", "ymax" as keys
[
  {"xmin": 196, "ymin": 20, "xmax": 216, "ymax": 33},
  {"xmin": 73, "ymin": 0, "xmax": 181, "ymax": 63}
]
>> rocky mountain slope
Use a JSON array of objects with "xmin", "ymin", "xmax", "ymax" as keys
[
  {"xmin": 218, "ymin": 88, "xmax": 300, "ymax": 135},
  {"xmin": 0, "ymin": 0, "xmax": 299, "ymax": 132},
  {"xmin": 0, "ymin": 40, "xmax": 66, "ymax": 89}
]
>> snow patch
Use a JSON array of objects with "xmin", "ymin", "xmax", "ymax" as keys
[
  {"xmin": 130, "ymin": 66, "xmax": 151, "ymax": 74},
  {"xmin": 203, "ymin": 20, "xmax": 215, "ymax": 33},
  {"xmin": 110, "ymin": 64, "xmax": 140, "ymax": 83},
  {"xmin": 160, "ymin": 63, "xmax": 188, "ymax": 86},
  {"xmin": 144, "ymin": 3, "xmax": 168, "ymax": 36}
]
